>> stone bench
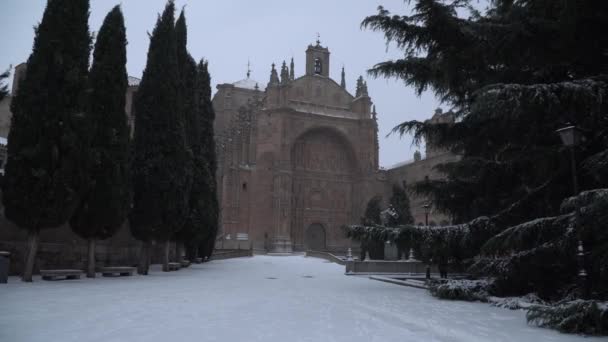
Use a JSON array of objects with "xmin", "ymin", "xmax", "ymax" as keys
[
  {"xmin": 40, "ymin": 269, "xmax": 83, "ymax": 281},
  {"xmin": 180, "ymin": 260, "xmax": 190, "ymax": 268},
  {"xmin": 101, "ymin": 266, "xmax": 136, "ymax": 277},
  {"xmin": 167, "ymin": 262, "xmax": 181, "ymax": 271},
  {"xmin": 194, "ymin": 257, "xmax": 203, "ymax": 264}
]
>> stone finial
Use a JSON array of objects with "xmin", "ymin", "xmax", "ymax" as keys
[
  {"xmin": 268, "ymin": 63, "xmax": 279, "ymax": 87},
  {"xmin": 414, "ymin": 150, "xmax": 422, "ymax": 162},
  {"xmin": 280, "ymin": 60, "xmax": 290, "ymax": 84},
  {"xmin": 362, "ymin": 81, "xmax": 369, "ymax": 96},
  {"xmin": 247, "ymin": 60, "xmax": 251, "ymax": 79},
  {"xmin": 355, "ymin": 75, "xmax": 363, "ymax": 97},
  {"xmin": 290, "ymin": 57, "xmax": 295, "ymax": 81},
  {"xmin": 372, "ymin": 105, "xmax": 377, "ymax": 120},
  {"xmin": 340, "ymin": 66, "xmax": 346, "ymax": 89}
]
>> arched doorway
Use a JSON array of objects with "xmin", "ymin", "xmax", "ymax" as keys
[
  {"xmin": 291, "ymin": 127, "xmax": 357, "ymax": 251},
  {"xmin": 305, "ymin": 223, "xmax": 326, "ymax": 251}
]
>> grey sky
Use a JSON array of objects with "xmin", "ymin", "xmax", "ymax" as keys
[{"xmin": 0, "ymin": 0, "xmax": 466, "ymax": 167}]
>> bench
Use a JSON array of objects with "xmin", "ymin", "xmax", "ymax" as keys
[
  {"xmin": 167, "ymin": 262, "xmax": 181, "ymax": 271},
  {"xmin": 40, "ymin": 269, "xmax": 83, "ymax": 281},
  {"xmin": 180, "ymin": 260, "xmax": 190, "ymax": 268},
  {"xmin": 101, "ymin": 266, "xmax": 136, "ymax": 277},
  {"xmin": 194, "ymin": 257, "xmax": 203, "ymax": 264}
]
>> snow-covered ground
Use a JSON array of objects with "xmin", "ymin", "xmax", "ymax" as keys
[{"xmin": 0, "ymin": 255, "xmax": 598, "ymax": 342}]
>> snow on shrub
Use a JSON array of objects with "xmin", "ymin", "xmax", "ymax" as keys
[
  {"xmin": 429, "ymin": 279, "xmax": 493, "ymax": 302},
  {"xmin": 527, "ymin": 300, "xmax": 608, "ymax": 335},
  {"xmin": 488, "ymin": 293, "xmax": 546, "ymax": 310}
]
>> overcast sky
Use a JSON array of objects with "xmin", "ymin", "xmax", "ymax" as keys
[{"xmin": 0, "ymin": 0, "xmax": 484, "ymax": 167}]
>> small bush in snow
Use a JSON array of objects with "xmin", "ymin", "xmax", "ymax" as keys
[{"xmin": 429, "ymin": 279, "xmax": 493, "ymax": 302}]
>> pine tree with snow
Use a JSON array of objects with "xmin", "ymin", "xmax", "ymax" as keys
[
  {"xmin": 2, "ymin": 0, "xmax": 91, "ymax": 282},
  {"xmin": 0, "ymin": 68, "xmax": 9, "ymax": 102},
  {"xmin": 365, "ymin": 0, "xmax": 608, "ymax": 224},
  {"xmin": 196, "ymin": 60, "xmax": 220, "ymax": 260},
  {"xmin": 357, "ymin": 0, "xmax": 608, "ymax": 299},
  {"xmin": 69, "ymin": 5, "xmax": 130, "ymax": 278},
  {"xmin": 130, "ymin": 1, "xmax": 191, "ymax": 273}
]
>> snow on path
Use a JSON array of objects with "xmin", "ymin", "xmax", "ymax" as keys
[{"xmin": 0, "ymin": 255, "xmax": 597, "ymax": 342}]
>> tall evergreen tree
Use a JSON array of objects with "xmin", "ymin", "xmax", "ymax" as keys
[
  {"xmin": 0, "ymin": 68, "xmax": 9, "ymax": 102},
  {"xmin": 364, "ymin": 0, "xmax": 608, "ymax": 224},
  {"xmin": 2, "ymin": 0, "xmax": 91, "ymax": 282},
  {"xmin": 173, "ymin": 9, "xmax": 202, "ymax": 260},
  {"xmin": 361, "ymin": 196, "xmax": 382, "ymax": 226},
  {"xmin": 69, "ymin": 6, "xmax": 129, "ymax": 278},
  {"xmin": 388, "ymin": 183, "xmax": 414, "ymax": 226},
  {"xmin": 196, "ymin": 60, "xmax": 219, "ymax": 260},
  {"xmin": 360, "ymin": 196, "xmax": 384, "ymax": 260},
  {"xmin": 130, "ymin": 1, "xmax": 191, "ymax": 272},
  {"xmin": 358, "ymin": 0, "xmax": 608, "ymax": 298}
]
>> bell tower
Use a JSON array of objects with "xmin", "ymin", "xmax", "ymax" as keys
[{"xmin": 305, "ymin": 36, "xmax": 330, "ymax": 77}]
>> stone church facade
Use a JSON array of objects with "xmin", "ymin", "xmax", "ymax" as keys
[{"xmin": 213, "ymin": 42, "xmax": 456, "ymax": 253}]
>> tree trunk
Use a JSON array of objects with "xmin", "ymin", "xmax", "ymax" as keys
[
  {"xmin": 162, "ymin": 240, "xmax": 170, "ymax": 272},
  {"xmin": 176, "ymin": 241, "xmax": 184, "ymax": 262},
  {"xmin": 87, "ymin": 238, "xmax": 96, "ymax": 278},
  {"xmin": 22, "ymin": 228, "xmax": 40, "ymax": 282},
  {"xmin": 138, "ymin": 241, "xmax": 150, "ymax": 275}
]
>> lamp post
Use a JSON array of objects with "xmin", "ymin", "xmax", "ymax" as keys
[
  {"xmin": 556, "ymin": 125, "xmax": 588, "ymax": 298},
  {"xmin": 423, "ymin": 203, "xmax": 432, "ymax": 280},
  {"xmin": 423, "ymin": 203, "xmax": 431, "ymax": 226}
]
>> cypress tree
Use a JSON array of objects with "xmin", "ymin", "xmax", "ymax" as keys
[
  {"xmin": 2, "ymin": 0, "xmax": 91, "ymax": 282},
  {"xmin": 174, "ymin": 9, "xmax": 202, "ymax": 261},
  {"xmin": 360, "ymin": 196, "xmax": 384, "ymax": 260},
  {"xmin": 69, "ymin": 6, "xmax": 129, "ymax": 278},
  {"xmin": 388, "ymin": 183, "xmax": 414, "ymax": 226},
  {"xmin": 197, "ymin": 60, "xmax": 219, "ymax": 260},
  {"xmin": 130, "ymin": 1, "xmax": 191, "ymax": 272}
]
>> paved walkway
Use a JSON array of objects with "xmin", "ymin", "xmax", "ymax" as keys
[{"xmin": 0, "ymin": 255, "xmax": 595, "ymax": 341}]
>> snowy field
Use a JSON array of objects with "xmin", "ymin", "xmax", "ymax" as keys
[{"xmin": 0, "ymin": 255, "xmax": 599, "ymax": 342}]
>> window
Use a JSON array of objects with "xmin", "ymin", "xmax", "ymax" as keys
[
  {"xmin": 314, "ymin": 58, "xmax": 322, "ymax": 74},
  {"xmin": 242, "ymin": 182, "xmax": 247, "ymax": 191}
]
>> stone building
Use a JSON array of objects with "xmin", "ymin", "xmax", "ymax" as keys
[
  {"xmin": 0, "ymin": 42, "xmax": 458, "ymax": 274},
  {"xmin": 213, "ymin": 41, "xmax": 457, "ymax": 253},
  {"xmin": 383, "ymin": 109, "xmax": 460, "ymax": 226}
]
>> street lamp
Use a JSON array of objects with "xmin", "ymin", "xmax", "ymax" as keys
[
  {"xmin": 556, "ymin": 125, "xmax": 588, "ymax": 298},
  {"xmin": 423, "ymin": 203, "xmax": 431, "ymax": 226}
]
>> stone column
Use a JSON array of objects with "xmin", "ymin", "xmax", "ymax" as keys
[{"xmin": 271, "ymin": 170, "xmax": 293, "ymax": 253}]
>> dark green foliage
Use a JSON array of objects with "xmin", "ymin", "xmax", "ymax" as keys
[
  {"xmin": 527, "ymin": 301, "xmax": 608, "ymax": 335},
  {"xmin": 361, "ymin": 196, "xmax": 382, "ymax": 226},
  {"xmin": 365, "ymin": 1, "xmax": 608, "ymax": 225},
  {"xmin": 388, "ymin": 183, "xmax": 414, "ymax": 226},
  {"xmin": 347, "ymin": 215, "xmax": 497, "ymax": 265},
  {"xmin": 130, "ymin": 1, "xmax": 191, "ymax": 242},
  {"xmin": 0, "ymin": 68, "xmax": 9, "ymax": 102},
  {"xmin": 359, "ymin": 196, "xmax": 384, "ymax": 259},
  {"xmin": 196, "ymin": 60, "xmax": 219, "ymax": 259},
  {"xmin": 70, "ymin": 5, "xmax": 130, "ymax": 240},
  {"xmin": 429, "ymin": 279, "xmax": 493, "ymax": 302},
  {"xmin": 472, "ymin": 189, "xmax": 608, "ymax": 299},
  {"xmin": 348, "ymin": 189, "xmax": 608, "ymax": 301},
  {"xmin": 2, "ymin": 0, "xmax": 91, "ymax": 230},
  {"xmin": 173, "ymin": 10, "xmax": 204, "ymax": 253}
]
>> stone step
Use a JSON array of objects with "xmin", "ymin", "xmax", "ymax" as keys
[
  {"xmin": 101, "ymin": 266, "xmax": 136, "ymax": 277},
  {"xmin": 40, "ymin": 269, "xmax": 83, "ymax": 281}
]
